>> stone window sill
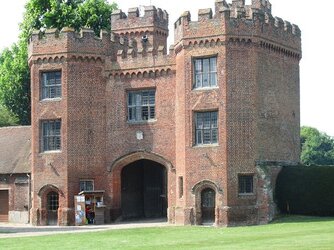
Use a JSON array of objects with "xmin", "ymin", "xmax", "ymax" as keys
[{"xmin": 127, "ymin": 119, "xmax": 157, "ymax": 125}]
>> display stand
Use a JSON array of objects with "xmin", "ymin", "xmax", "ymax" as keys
[{"xmin": 74, "ymin": 190, "xmax": 105, "ymax": 225}]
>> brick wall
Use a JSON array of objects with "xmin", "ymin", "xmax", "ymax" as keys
[{"xmin": 0, "ymin": 174, "xmax": 30, "ymax": 223}]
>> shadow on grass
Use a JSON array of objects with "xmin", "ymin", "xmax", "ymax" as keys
[
  {"xmin": 271, "ymin": 214, "xmax": 334, "ymax": 224},
  {"xmin": 0, "ymin": 226, "xmax": 106, "ymax": 234}
]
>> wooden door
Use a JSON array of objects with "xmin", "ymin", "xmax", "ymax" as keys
[
  {"xmin": 0, "ymin": 190, "xmax": 9, "ymax": 222},
  {"xmin": 121, "ymin": 164, "xmax": 144, "ymax": 219},
  {"xmin": 143, "ymin": 164, "xmax": 164, "ymax": 218},
  {"xmin": 201, "ymin": 188, "xmax": 215, "ymax": 224},
  {"xmin": 47, "ymin": 191, "xmax": 59, "ymax": 225},
  {"xmin": 121, "ymin": 160, "xmax": 167, "ymax": 220}
]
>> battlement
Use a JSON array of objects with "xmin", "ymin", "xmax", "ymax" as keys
[
  {"xmin": 111, "ymin": 6, "xmax": 168, "ymax": 32},
  {"xmin": 109, "ymin": 32, "xmax": 174, "ymax": 76},
  {"xmin": 110, "ymin": 6, "xmax": 169, "ymax": 58},
  {"xmin": 28, "ymin": 25, "xmax": 174, "ymax": 69},
  {"xmin": 29, "ymin": 27, "xmax": 112, "ymax": 45},
  {"xmin": 174, "ymin": 0, "xmax": 301, "ymax": 49},
  {"xmin": 28, "ymin": 27, "xmax": 115, "ymax": 63},
  {"xmin": 109, "ymin": 45, "xmax": 175, "ymax": 79}
]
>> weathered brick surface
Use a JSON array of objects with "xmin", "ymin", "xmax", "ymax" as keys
[{"xmin": 28, "ymin": 0, "xmax": 301, "ymax": 226}]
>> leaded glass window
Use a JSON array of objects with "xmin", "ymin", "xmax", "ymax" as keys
[
  {"xmin": 128, "ymin": 90, "xmax": 156, "ymax": 122},
  {"xmin": 41, "ymin": 71, "xmax": 61, "ymax": 99},
  {"xmin": 195, "ymin": 111, "xmax": 218, "ymax": 145},
  {"xmin": 41, "ymin": 120, "xmax": 61, "ymax": 152},
  {"xmin": 194, "ymin": 57, "xmax": 217, "ymax": 88}
]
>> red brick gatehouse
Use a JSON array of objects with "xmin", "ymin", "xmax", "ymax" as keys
[{"xmin": 26, "ymin": 0, "xmax": 301, "ymax": 226}]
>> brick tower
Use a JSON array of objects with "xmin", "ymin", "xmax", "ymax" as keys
[{"xmin": 28, "ymin": 0, "xmax": 301, "ymax": 226}]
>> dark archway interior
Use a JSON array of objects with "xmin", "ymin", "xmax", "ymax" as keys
[
  {"xmin": 121, "ymin": 159, "xmax": 167, "ymax": 220},
  {"xmin": 201, "ymin": 188, "xmax": 215, "ymax": 224}
]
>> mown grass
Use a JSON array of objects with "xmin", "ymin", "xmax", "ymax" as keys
[{"xmin": 1, "ymin": 215, "xmax": 334, "ymax": 250}]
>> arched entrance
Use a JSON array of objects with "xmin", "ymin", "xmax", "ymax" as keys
[
  {"xmin": 192, "ymin": 180, "xmax": 223, "ymax": 225},
  {"xmin": 46, "ymin": 191, "xmax": 59, "ymax": 225},
  {"xmin": 201, "ymin": 188, "xmax": 216, "ymax": 224},
  {"xmin": 121, "ymin": 159, "xmax": 167, "ymax": 220}
]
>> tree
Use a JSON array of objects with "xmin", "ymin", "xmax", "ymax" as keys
[
  {"xmin": 20, "ymin": 0, "xmax": 117, "ymax": 40},
  {"xmin": 0, "ymin": 43, "xmax": 30, "ymax": 125},
  {"xmin": 0, "ymin": 0, "xmax": 117, "ymax": 125},
  {"xmin": 300, "ymin": 126, "xmax": 334, "ymax": 166},
  {"xmin": 0, "ymin": 104, "xmax": 19, "ymax": 127}
]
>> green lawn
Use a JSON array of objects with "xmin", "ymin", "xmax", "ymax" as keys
[{"xmin": 1, "ymin": 216, "xmax": 334, "ymax": 250}]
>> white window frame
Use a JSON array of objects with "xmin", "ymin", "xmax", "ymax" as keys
[
  {"xmin": 193, "ymin": 57, "xmax": 217, "ymax": 89},
  {"xmin": 41, "ymin": 71, "xmax": 62, "ymax": 100},
  {"xmin": 41, "ymin": 119, "xmax": 61, "ymax": 152},
  {"xmin": 195, "ymin": 111, "xmax": 218, "ymax": 145},
  {"xmin": 79, "ymin": 180, "xmax": 94, "ymax": 192},
  {"xmin": 127, "ymin": 89, "xmax": 156, "ymax": 122}
]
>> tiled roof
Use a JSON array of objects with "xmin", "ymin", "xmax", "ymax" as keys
[{"xmin": 0, "ymin": 126, "xmax": 31, "ymax": 174}]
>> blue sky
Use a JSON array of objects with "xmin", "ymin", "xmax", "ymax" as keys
[{"xmin": 1, "ymin": 0, "xmax": 333, "ymax": 136}]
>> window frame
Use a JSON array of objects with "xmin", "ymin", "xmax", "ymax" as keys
[
  {"xmin": 40, "ymin": 119, "xmax": 61, "ymax": 152},
  {"xmin": 47, "ymin": 191, "xmax": 59, "ymax": 211},
  {"xmin": 238, "ymin": 174, "xmax": 254, "ymax": 195},
  {"xmin": 127, "ymin": 89, "xmax": 156, "ymax": 122},
  {"xmin": 79, "ymin": 180, "xmax": 94, "ymax": 192},
  {"xmin": 193, "ymin": 56, "xmax": 218, "ymax": 89},
  {"xmin": 178, "ymin": 176, "xmax": 184, "ymax": 199},
  {"xmin": 40, "ymin": 70, "xmax": 62, "ymax": 100},
  {"xmin": 194, "ymin": 110, "xmax": 219, "ymax": 146}
]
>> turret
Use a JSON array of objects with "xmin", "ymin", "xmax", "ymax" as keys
[
  {"xmin": 28, "ymin": 27, "xmax": 113, "ymax": 64},
  {"xmin": 174, "ymin": 0, "xmax": 301, "ymax": 55},
  {"xmin": 111, "ymin": 6, "xmax": 169, "ymax": 54}
]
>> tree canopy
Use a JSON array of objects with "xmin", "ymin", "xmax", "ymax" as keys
[
  {"xmin": 0, "ymin": 104, "xmax": 19, "ymax": 127},
  {"xmin": 0, "ymin": 43, "xmax": 30, "ymax": 125},
  {"xmin": 300, "ymin": 126, "xmax": 334, "ymax": 166},
  {"xmin": 20, "ymin": 0, "xmax": 117, "ymax": 40},
  {"xmin": 0, "ymin": 0, "xmax": 117, "ymax": 126}
]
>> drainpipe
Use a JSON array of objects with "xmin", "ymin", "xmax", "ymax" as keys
[{"xmin": 27, "ymin": 173, "xmax": 31, "ymax": 224}]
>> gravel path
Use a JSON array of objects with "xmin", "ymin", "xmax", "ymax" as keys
[{"xmin": 0, "ymin": 219, "xmax": 169, "ymax": 238}]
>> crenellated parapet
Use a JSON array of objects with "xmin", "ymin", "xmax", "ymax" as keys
[
  {"xmin": 107, "ymin": 44, "xmax": 175, "ymax": 78},
  {"xmin": 28, "ymin": 27, "xmax": 115, "ymax": 65},
  {"xmin": 111, "ymin": 6, "xmax": 169, "ymax": 55},
  {"xmin": 174, "ymin": 0, "xmax": 301, "ymax": 56},
  {"xmin": 111, "ymin": 6, "xmax": 168, "ymax": 33},
  {"xmin": 104, "ymin": 28, "xmax": 174, "ymax": 76}
]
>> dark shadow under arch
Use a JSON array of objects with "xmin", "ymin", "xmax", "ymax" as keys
[
  {"xmin": 191, "ymin": 179, "xmax": 223, "ymax": 195},
  {"xmin": 109, "ymin": 151, "xmax": 175, "ymax": 172},
  {"xmin": 38, "ymin": 184, "xmax": 64, "ymax": 197}
]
